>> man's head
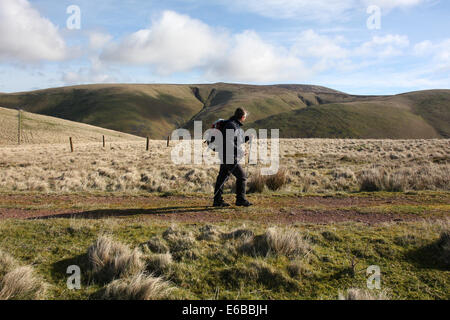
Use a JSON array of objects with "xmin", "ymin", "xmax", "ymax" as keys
[{"xmin": 234, "ymin": 107, "xmax": 248, "ymax": 123}]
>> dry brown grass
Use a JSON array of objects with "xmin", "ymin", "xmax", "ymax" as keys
[
  {"xmin": 0, "ymin": 266, "xmax": 46, "ymax": 300},
  {"xmin": 265, "ymin": 168, "xmax": 288, "ymax": 191},
  {"xmin": 0, "ymin": 139, "xmax": 448, "ymax": 193},
  {"xmin": 146, "ymin": 253, "xmax": 173, "ymax": 276},
  {"xmin": 0, "ymin": 107, "xmax": 141, "ymax": 145},
  {"xmin": 103, "ymin": 272, "xmax": 173, "ymax": 300},
  {"xmin": 0, "ymin": 249, "xmax": 18, "ymax": 277},
  {"xmin": 87, "ymin": 235, "xmax": 145, "ymax": 282},
  {"xmin": 0, "ymin": 250, "xmax": 46, "ymax": 300},
  {"xmin": 241, "ymin": 227, "xmax": 311, "ymax": 258},
  {"xmin": 247, "ymin": 171, "xmax": 266, "ymax": 193},
  {"xmin": 358, "ymin": 165, "xmax": 449, "ymax": 192},
  {"xmin": 162, "ymin": 226, "xmax": 198, "ymax": 260}
]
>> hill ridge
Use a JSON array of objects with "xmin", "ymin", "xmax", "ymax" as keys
[{"xmin": 0, "ymin": 84, "xmax": 448, "ymax": 139}]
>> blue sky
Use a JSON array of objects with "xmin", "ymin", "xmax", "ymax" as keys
[{"xmin": 0, "ymin": 0, "xmax": 449, "ymax": 94}]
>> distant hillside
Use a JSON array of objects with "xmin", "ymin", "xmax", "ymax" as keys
[
  {"xmin": 0, "ymin": 107, "xmax": 142, "ymax": 145},
  {"xmin": 252, "ymin": 91, "xmax": 450, "ymax": 139},
  {"xmin": 0, "ymin": 84, "xmax": 448, "ymax": 139}
]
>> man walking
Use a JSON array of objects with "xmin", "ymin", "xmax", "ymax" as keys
[{"xmin": 213, "ymin": 107, "xmax": 253, "ymax": 207}]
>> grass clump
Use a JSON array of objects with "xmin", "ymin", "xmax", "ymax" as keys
[
  {"xmin": 87, "ymin": 235, "xmax": 145, "ymax": 282},
  {"xmin": 222, "ymin": 228, "xmax": 254, "ymax": 240},
  {"xmin": 146, "ymin": 253, "xmax": 173, "ymax": 276},
  {"xmin": 0, "ymin": 249, "xmax": 18, "ymax": 277},
  {"xmin": 0, "ymin": 266, "xmax": 46, "ymax": 300},
  {"xmin": 286, "ymin": 259, "xmax": 312, "ymax": 278},
  {"xmin": 142, "ymin": 237, "xmax": 169, "ymax": 254},
  {"xmin": 162, "ymin": 226, "xmax": 198, "ymax": 260},
  {"xmin": 198, "ymin": 225, "xmax": 222, "ymax": 241},
  {"xmin": 241, "ymin": 227, "xmax": 311, "ymax": 258},
  {"xmin": 0, "ymin": 250, "xmax": 46, "ymax": 300},
  {"xmin": 265, "ymin": 168, "xmax": 288, "ymax": 191},
  {"xmin": 247, "ymin": 172, "xmax": 266, "ymax": 193},
  {"xmin": 103, "ymin": 273, "xmax": 173, "ymax": 300}
]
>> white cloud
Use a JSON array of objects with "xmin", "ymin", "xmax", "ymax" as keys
[
  {"xmin": 101, "ymin": 11, "xmax": 228, "ymax": 75},
  {"xmin": 414, "ymin": 39, "xmax": 450, "ymax": 72},
  {"xmin": 206, "ymin": 30, "xmax": 309, "ymax": 82},
  {"xmin": 0, "ymin": 0, "xmax": 67, "ymax": 62},
  {"xmin": 62, "ymin": 57, "xmax": 118, "ymax": 85},
  {"xmin": 291, "ymin": 30, "xmax": 349, "ymax": 72},
  {"xmin": 355, "ymin": 34, "xmax": 410, "ymax": 58},
  {"xmin": 101, "ymin": 11, "xmax": 309, "ymax": 82},
  {"xmin": 89, "ymin": 32, "xmax": 113, "ymax": 50}
]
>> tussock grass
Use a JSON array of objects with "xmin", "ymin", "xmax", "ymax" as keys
[
  {"xmin": 198, "ymin": 225, "xmax": 222, "ymax": 241},
  {"xmin": 147, "ymin": 253, "xmax": 173, "ymax": 275},
  {"xmin": 162, "ymin": 226, "xmax": 198, "ymax": 260},
  {"xmin": 87, "ymin": 235, "xmax": 145, "ymax": 282},
  {"xmin": 142, "ymin": 237, "xmax": 169, "ymax": 254},
  {"xmin": 0, "ymin": 219, "xmax": 449, "ymax": 299},
  {"xmin": 0, "ymin": 250, "xmax": 46, "ymax": 300},
  {"xmin": 358, "ymin": 165, "xmax": 449, "ymax": 192},
  {"xmin": 265, "ymin": 168, "xmax": 287, "ymax": 191},
  {"xmin": 0, "ymin": 249, "xmax": 18, "ymax": 277},
  {"xmin": 103, "ymin": 273, "xmax": 173, "ymax": 300},
  {"xmin": 0, "ymin": 266, "xmax": 46, "ymax": 300},
  {"xmin": 247, "ymin": 172, "xmax": 266, "ymax": 193},
  {"xmin": 286, "ymin": 259, "xmax": 309, "ymax": 278},
  {"xmin": 0, "ymin": 139, "xmax": 448, "ymax": 194},
  {"xmin": 241, "ymin": 227, "xmax": 311, "ymax": 258},
  {"xmin": 338, "ymin": 288, "xmax": 389, "ymax": 300},
  {"xmin": 222, "ymin": 228, "xmax": 254, "ymax": 240}
]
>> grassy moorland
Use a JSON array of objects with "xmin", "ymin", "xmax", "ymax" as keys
[
  {"xmin": 0, "ymin": 107, "xmax": 142, "ymax": 145},
  {"xmin": 0, "ymin": 84, "xmax": 449, "ymax": 139},
  {"xmin": 0, "ymin": 215, "xmax": 448, "ymax": 300},
  {"xmin": 0, "ymin": 137, "xmax": 448, "ymax": 300}
]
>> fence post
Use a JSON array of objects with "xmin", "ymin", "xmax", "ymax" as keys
[
  {"xmin": 103, "ymin": 135, "xmax": 105, "ymax": 148},
  {"xmin": 146, "ymin": 137, "xmax": 149, "ymax": 151},
  {"xmin": 18, "ymin": 109, "xmax": 22, "ymax": 145},
  {"xmin": 69, "ymin": 137, "xmax": 73, "ymax": 152},
  {"xmin": 167, "ymin": 135, "xmax": 170, "ymax": 147}
]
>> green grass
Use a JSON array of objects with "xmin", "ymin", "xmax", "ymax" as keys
[
  {"xmin": 1, "ymin": 84, "xmax": 448, "ymax": 139},
  {"xmin": 0, "ymin": 218, "xmax": 448, "ymax": 300},
  {"xmin": 252, "ymin": 100, "xmax": 443, "ymax": 139}
]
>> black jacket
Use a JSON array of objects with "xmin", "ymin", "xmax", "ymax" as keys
[{"xmin": 219, "ymin": 116, "xmax": 250, "ymax": 164}]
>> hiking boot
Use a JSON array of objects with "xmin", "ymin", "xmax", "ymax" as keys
[
  {"xmin": 235, "ymin": 199, "xmax": 253, "ymax": 207},
  {"xmin": 213, "ymin": 200, "xmax": 230, "ymax": 207}
]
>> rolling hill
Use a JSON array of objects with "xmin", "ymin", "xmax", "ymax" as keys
[
  {"xmin": 0, "ymin": 106, "xmax": 142, "ymax": 145},
  {"xmin": 0, "ymin": 83, "xmax": 448, "ymax": 139}
]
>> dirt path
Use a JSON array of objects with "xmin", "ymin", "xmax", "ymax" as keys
[{"xmin": 1, "ymin": 192, "xmax": 448, "ymax": 224}]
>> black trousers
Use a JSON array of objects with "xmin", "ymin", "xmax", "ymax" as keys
[{"xmin": 214, "ymin": 164, "xmax": 247, "ymax": 202}]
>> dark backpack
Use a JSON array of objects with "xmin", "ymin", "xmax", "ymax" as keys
[{"xmin": 205, "ymin": 119, "xmax": 226, "ymax": 151}]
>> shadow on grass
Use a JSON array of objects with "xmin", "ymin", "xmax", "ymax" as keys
[
  {"xmin": 52, "ymin": 253, "xmax": 111, "ymax": 299},
  {"xmin": 28, "ymin": 205, "xmax": 227, "ymax": 220},
  {"xmin": 404, "ymin": 241, "xmax": 449, "ymax": 271}
]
